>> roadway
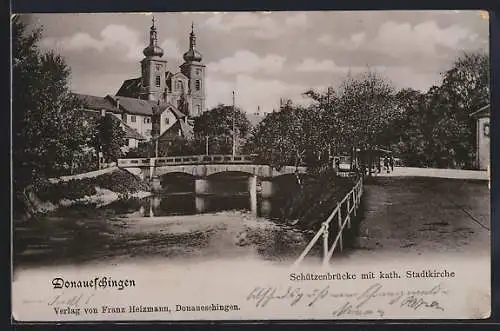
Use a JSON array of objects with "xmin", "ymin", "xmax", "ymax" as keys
[{"xmin": 353, "ymin": 167, "xmax": 490, "ymax": 258}]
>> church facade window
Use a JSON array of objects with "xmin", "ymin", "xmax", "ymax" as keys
[
  {"xmin": 176, "ymin": 80, "xmax": 183, "ymax": 91},
  {"xmin": 195, "ymin": 80, "xmax": 201, "ymax": 91},
  {"xmin": 196, "ymin": 105, "xmax": 201, "ymax": 115},
  {"xmin": 155, "ymin": 75, "xmax": 161, "ymax": 87}
]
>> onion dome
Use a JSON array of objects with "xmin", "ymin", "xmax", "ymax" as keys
[
  {"xmin": 182, "ymin": 23, "xmax": 203, "ymax": 62},
  {"xmin": 143, "ymin": 17, "xmax": 164, "ymax": 58}
]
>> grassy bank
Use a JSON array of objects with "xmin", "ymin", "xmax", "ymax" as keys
[
  {"xmin": 14, "ymin": 169, "xmax": 151, "ymax": 219},
  {"xmin": 34, "ymin": 169, "xmax": 150, "ymax": 204},
  {"xmin": 272, "ymin": 170, "xmax": 363, "ymax": 254}
]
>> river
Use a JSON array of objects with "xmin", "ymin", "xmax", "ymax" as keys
[{"xmin": 13, "ymin": 176, "xmax": 317, "ymax": 269}]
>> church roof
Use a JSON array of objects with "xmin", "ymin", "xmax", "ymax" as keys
[{"xmin": 116, "ymin": 78, "xmax": 142, "ymax": 99}]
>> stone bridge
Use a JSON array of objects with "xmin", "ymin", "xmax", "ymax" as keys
[
  {"xmin": 117, "ymin": 155, "xmax": 307, "ymax": 215},
  {"xmin": 117, "ymin": 155, "xmax": 306, "ymax": 179}
]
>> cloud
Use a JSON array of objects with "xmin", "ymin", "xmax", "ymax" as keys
[
  {"xmin": 159, "ymin": 39, "xmax": 182, "ymax": 59},
  {"xmin": 334, "ymin": 21, "xmax": 475, "ymax": 56},
  {"xmin": 284, "ymin": 13, "xmax": 308, "ymax": 27},
  {"xmin": 40, "ymin": 24, "xmax": 181, "ymax": 62},
  {"xmin": 203, "ymin": 12, "xmax": 308, "ymax": 39},
  {"xmin": 296, "ymin": 58, "xmax": 352, "ymax": 73},
  {"xmin": 207, "ymin": 50, "xmax": 286, "ymax": 75},
  {"xmin": 317, "ymin": 34, "xmax": 334, "ymax": 46},
  {"xmin": 206, "ymin": 74, "xmax": 310, "ymax": 113}
]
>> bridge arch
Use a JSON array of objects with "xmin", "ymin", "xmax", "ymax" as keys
[{"xmin": 158, "ymin": 172, "xmax": 196, "ymax": 193}]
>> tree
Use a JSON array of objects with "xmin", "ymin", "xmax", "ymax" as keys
[
  {"xmin": 245, "ymin": 100, "xmax": 322, "ymax": 169},
  {"xmin": 92, "ymin": 115, "xmax": 126, "ymax": 163},
  {"xmin": 434, "ymin": 51, "xmax": 489, "ymax": 168},
  {"xmin": 12, "ymin": 16, "xmax": 91, "ymax": 191},
  {"xmin": 305, "ymin": 70, "xmax": 398, "ymax": 155},
  {"xmin": 193, "ymin": 104, "xmax": 252, "ymax": 154}
]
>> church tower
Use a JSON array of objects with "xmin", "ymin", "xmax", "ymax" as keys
[
  {"xmin": 180, "ymin": 23, "xmax": 206, "ymax": 117},
  {"xmin": 140, "ymin": 17, "xmax": 167, "ymax": 101}
]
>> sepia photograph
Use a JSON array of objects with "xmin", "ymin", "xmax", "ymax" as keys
[{"xmin": 11, "ymin": 10, "xmax": 491, "ymax": 321}]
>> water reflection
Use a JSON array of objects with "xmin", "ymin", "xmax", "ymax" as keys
[{"xmin": 137, "ymin": 193, "xmax": 275, "ymax": 218}]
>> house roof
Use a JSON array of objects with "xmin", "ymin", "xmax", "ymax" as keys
[
  {"xmin": 158, "ymin": 119, "xmax": 193, "ymax": 141},
  {"xmin": 79, "ymin": 109, "xmax": 146, "ymax": 141},
  {"xmin": 470, "ymin": 104, "xmax": 490, "ymax": 118},
  {"xmin": 72, "ymin": 93, "xmax": 116, "ymax": 112},
  {"xmin": 106, "ymin": 95, "xmax": 156, "ymax": 116},
  {"xmin": 105, "ymin": 95, "xmax": 187, "ymax": 119}
]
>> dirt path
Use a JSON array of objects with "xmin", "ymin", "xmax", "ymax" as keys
[{"xmin": 353, "ymin": 176, "xmax": 490, "ymax": 257}]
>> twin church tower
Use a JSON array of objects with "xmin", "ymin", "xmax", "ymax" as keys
[{"xmin": 116, "ymin": 17, "xmax": 206, "ymax": 117}]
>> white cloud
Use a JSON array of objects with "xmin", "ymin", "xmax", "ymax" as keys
[
  {"xmin": 203, "ymin": 12, "xmax": 308, "ymax": 39},
  {"xmin": 159, "ymin": 39, "xmax": 182, "ymax": 59},
  {"xmin": 206, "ymin": 74, "xmax": 310, "ymax": 113},
  {"xmin": 69, "ymin": 72, "xmax": 132, "ymax": 96},
  {"xmin": 207, "ymin": 50, "xmax": 286, "ymax": 75},
  {"xmin": 40, "ymin": 24, "xmax": 181, "ymax": 62},
  {"xmin": 284, "ymin": 13, "xmax": 308, "ymax": 27},
  {"xmin": 296, "ymin": 58, "xmax": 351, "ymax": 73},
  {"xmin": 334, "ymin": 21, "xmax": 475, "ymax": 56},
  {"xmin": 374, "ymin": 21, "xmax": 472, "ymax": 55},
  {"xmin": 317, "ymin": 34, "xmax": 334, "ymax": 46}
]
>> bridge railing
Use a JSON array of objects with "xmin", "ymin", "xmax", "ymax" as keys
[
  {"xmin": 117, "ymin": 155, "xmax": 256, "ymax": 167},
  {"xmin": 292, "ymin": 176, "xmax": 364, "ymax": 268}
]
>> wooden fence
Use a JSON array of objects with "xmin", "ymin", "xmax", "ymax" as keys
[{"xmin": 292, "ymin": 176, "xmax": 364, "ymax": 268}]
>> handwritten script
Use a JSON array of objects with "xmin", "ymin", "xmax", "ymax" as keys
[{"xmin": 246, "ymin": 282, "xmax": 447, "ymax": 318}]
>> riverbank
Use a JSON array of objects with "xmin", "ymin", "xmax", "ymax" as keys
[
  {"xmin": 16, "ymin": 169, "xmax": 151, "ymax": 219},
  {"xmin": 13, "ymin": 168, "xmax": 362, "ymax": 267}
]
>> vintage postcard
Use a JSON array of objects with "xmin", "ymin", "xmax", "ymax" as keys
[{"xmin": 11, "ymin": 10, "xmax": 491, "ymax": 322}]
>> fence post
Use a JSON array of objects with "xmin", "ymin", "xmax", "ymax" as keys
[
  {"xmin": 322, "ymin": 223, "xmax": 329, "ymax": 266},
  {"xmin": 338, "ymin": 204, "xmax": 343, "ymax": 252},
  {"xmin": 353, "ymin": 189, "xmax": 357, "ymax": 216},
  {"xmin": 347, "ymin": 195, "xmax": 351, "ymax": 228}
]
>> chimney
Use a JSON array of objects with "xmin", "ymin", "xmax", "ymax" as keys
[
  {"xmin": 116, "ymin": 97, "xmax": 120, "ymax": 110},
  {"xmin": 100, "ymin": 109, "xmax": 106, "ymax": 117}
]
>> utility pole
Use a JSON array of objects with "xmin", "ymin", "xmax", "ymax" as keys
[
  {"xmin": 205, "ymin": 135, "xmax": 209, "ymax": 155},
  {"xmin": 232, "ymin": 91, "xmax": 236, "ymax": 157}
]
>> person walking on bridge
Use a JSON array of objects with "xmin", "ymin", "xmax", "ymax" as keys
[{"xmin": 383, "ymin": 156, "xmax": 390, "ymax": 173}]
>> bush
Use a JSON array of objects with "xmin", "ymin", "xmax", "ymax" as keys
[{"xmin": 34, "ymin": 169, "xmax": 149, "ymax": 203}]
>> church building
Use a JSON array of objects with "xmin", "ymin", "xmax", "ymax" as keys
[
  {"xmin": 116, "ymin": 18, "xmax": 206, "ymax": 116},
  {"xmin": 73, "ymin": 18, "xmax": 205, "ymax": 150}
]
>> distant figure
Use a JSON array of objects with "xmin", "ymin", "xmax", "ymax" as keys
[
  {"xmin": 383, "ymin": 156, "xmax": 389, "ymax": 173},
  {"xmin": 377, "ymin": 159, "xmax": 381, "ymax": 173},
  {"xmin": 389, "ymin": 156, "xmax": 394, "ymax": 172}
]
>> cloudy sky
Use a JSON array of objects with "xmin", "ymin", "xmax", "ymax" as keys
[{"xmin": 24, "ymin": 11, "xmax": 488, "ymax": 114}]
